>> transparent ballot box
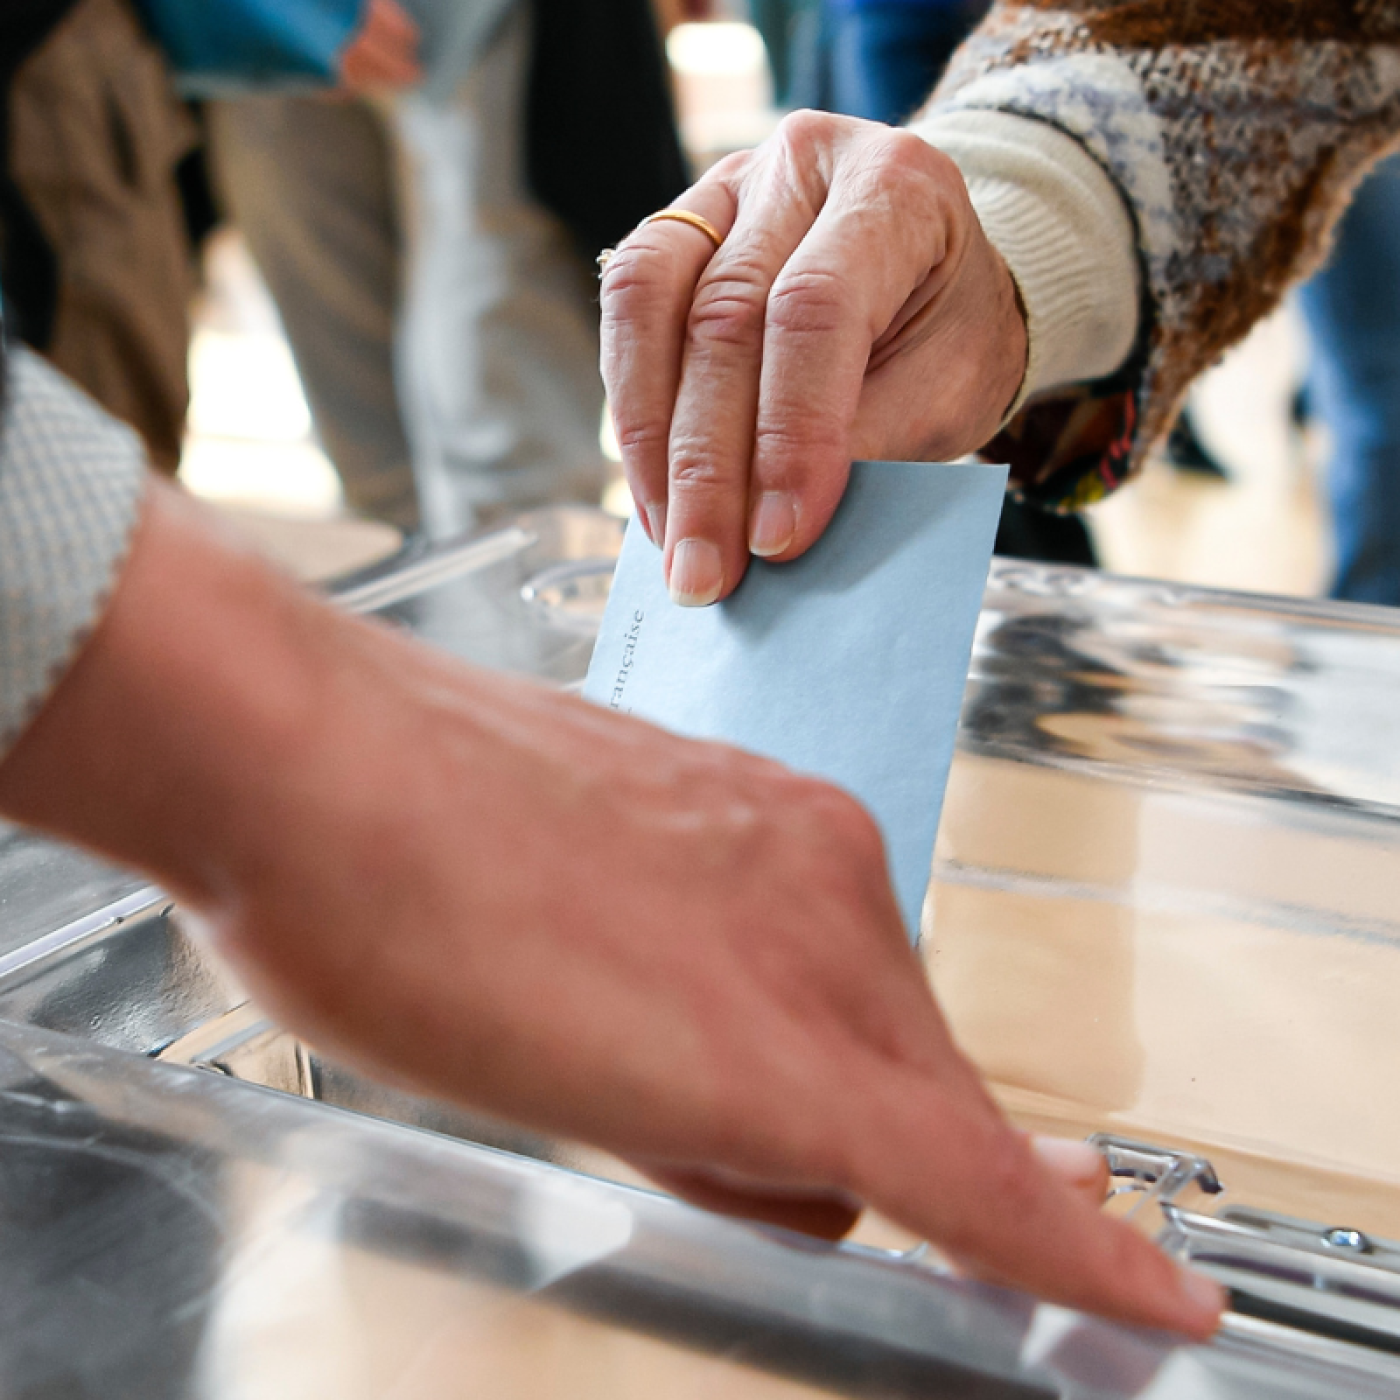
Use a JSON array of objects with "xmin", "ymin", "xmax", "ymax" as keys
[{"xmin": 2, "ymin": 507, "xmax": 1399, "ymax": 1396}]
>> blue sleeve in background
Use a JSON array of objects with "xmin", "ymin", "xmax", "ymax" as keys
[{"xmin": 134, "ymin": 0, "xmax": 364, "ymax": 91}]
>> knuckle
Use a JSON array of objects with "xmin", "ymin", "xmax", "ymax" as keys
[
  {"xmin": 766, "ymin": 266, "xmax": 851, "ymax": 338},
  {"xmin": 707, "ymin": 149, "xmax": 752, "ymax": 185},
  {"xmin": 667, "ymin": 446, "xmax": 729, "ymax": 492},
  {"xmin": 613, "ymin": 417, "xmax": 670, "ymax": 458},
  {"xmin": 686, "ymin": 273, "xmax": 770, "ymax": 351},
  {"xmin": 804, "ymin": 781, "xmax": 884, "ymax": 859},
  {"xmin": 753, "ymin": 418, "xmax": 827, "ymax": 460},
  {"xmin": 598, "ymin": 240, "xmax": 674, "ymax": 307},
  {"xmin": 879, "ymin": 127, "xmax": 952, "ymax": 179},
  {"xmin": 777, "ymin": 107, "xmax": 837, "ymax": 157},
  {"xmin": 862, "ymin": 133, "xmax": 965, "ymax": 227},
  {"xmin": 840, "ymin": 805, "xmax": 887, "ymax": 870}
]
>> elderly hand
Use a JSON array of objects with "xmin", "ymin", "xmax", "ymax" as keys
[
  {"xmin": 600, "ymin": 111, "xmax": 1025, "ymax": 605},
  {"xmin": 0, "ymin": 482, "xmax": 1220, "ymax": 1339}
]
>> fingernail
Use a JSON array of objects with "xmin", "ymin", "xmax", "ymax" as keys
[
  {"xmin": 1176, "ymin": 1265, "xmax": 1227, "ymax": 1326},
  {"xmin": 644, "ymin": 501, "xmax": 667, "ymax": 546},
  {"xmin": 749, "ymin": 491, "xmax": 797, "ymax": 557},
  {"xmin": 668, "ymin": 538, "xmax": 724, "ymax": 607},
  {"xmin": 1030, "ymin": 1136, "xmax": 1106, "ymax": 1188}
]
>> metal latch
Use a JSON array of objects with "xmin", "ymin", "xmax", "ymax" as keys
[{"xmin": 1095, "ymin": 1134, "xmax": 1400, "ymax": 1357}]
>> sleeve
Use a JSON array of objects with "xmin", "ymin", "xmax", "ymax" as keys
[
  {"xmin": 908, "ymin": 108, "xmax": 1141, "ymax": 422},
  {"xmin": 0, "ymin": 346, "xmax": 148, "ymax": 756},
  {"xmin": 912, "ymin": 2, "xmax": 1400, "ymax": 512},
  {"xmin": 133, "ymin": 0, "xmax": 364, "ymax": 91}
]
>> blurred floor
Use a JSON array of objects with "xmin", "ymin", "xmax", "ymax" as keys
[
  {"xmin": 181, "ymin": 23, "xmax": 1331, "ymax": 602},
  {"xmin": 181, "ymin": 229, "xmax": 401, "ymax": 583}
]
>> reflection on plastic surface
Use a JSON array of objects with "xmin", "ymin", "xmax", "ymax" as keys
[
  {"xmin": 515, "ymin": 1174, "xmax": 635, "ymax": 1289},
  {"xmin": 0, "ymin": 821, "xmax": 149, "ymax": 957},
  {"xmin": 353, "ymin": 505, "xmax": 626, "ymax": 685},
  {"xmin": 4, "ymin": 1018, "xmax": 1399, "ymax": 1399},
  {"xmin": 0, "ymin": 898, "xmax": 243, "ymax": 1057},
  {"xmin": 965, "ymin": 564, "xmax": 1400, "ymax": 810},
  {"xmin": 932, "ymin": 567, "xmax": 1400, "ymax": 1242},
  {"xmin": 347, "ymin": 529, "xmax": 1400, "ymax": 1244}
]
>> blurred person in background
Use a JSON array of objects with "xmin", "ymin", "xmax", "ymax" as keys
[
  {"xmin": 0, "ymin": 0, "xmax": 197, "ymax": 475},
  {"xmin": 742, "ymin": 0, "xmax": 821, "ymax": 108},
  {"xmin": 1298, "ymin": 155, "xmax": 1400, "ymax": 608},
  {"xmin": 825, "ymin": 0, "xmax": 987, "ymax": 127},
  {"xmin": 0, "ymin": 0, "xmax": 482, "ymax": 481},
  {"xmin": 206, "ymin": 0, "xmax": 688, "ymax": 538}
]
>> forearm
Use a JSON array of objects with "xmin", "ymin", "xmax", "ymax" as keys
[
  {"xmin": 0, "ymin": 348, "xmax": 276, "ymax": 896},
  {"xmin": 0, "ymin": 345, "xmax": 438, "ymax": 913}
]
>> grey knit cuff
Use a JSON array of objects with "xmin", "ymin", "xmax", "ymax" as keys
[{"xmin": 0, "ymin": 348, "xmax": 149, "ymax": 756}]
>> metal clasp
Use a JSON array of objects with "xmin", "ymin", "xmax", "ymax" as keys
[{"xmin": 1094, "ymin": 1134, "xmax": 1400, "ymax": 1356}]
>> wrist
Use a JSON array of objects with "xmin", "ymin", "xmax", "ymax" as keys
[
  {"xmin": 909, "ymin": 107, "xmax": 1140, "ymax": 414},
  {"xmin": 0, "ymin": 481, "xmax": 334, "ymax": 910},
  {"xmin": 987, "ymin": 242, "xmax": 1030, "ymax": 423}
]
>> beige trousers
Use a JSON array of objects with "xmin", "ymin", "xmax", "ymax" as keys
[{"xmin": 8, "ymin": 0, "xmax": 195, "ymax": 474}]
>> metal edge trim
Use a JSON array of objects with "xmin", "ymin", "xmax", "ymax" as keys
[
  {"xmin": 0, "ymin": 886, "xmax": 167, "ymax": 987},
  {"xmin": 332, "ymin": 528, "xmax": 537, "ymax": 614}
]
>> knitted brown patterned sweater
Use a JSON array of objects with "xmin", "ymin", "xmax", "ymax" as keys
[{"xmin": 917, "ymin": 2, "xmax": 1400, "ymax": 510}]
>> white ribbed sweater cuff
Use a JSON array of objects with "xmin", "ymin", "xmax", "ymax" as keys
[
  {"xmin": 0, "ymin": 349, "xmax": 148, "ymax": 755},
  {"xmin": 908, "ymin": 108, "xmax": 1141, "ymax": 417}
]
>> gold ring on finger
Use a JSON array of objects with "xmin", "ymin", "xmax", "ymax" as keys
[{"xmin": 641, "ymin": 208, "xmax": 725, "ymax": 251}]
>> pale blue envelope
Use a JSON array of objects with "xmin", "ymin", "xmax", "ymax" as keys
[{"xmin": 584, "ymin": 461, "xmax": 1008, "ymax": 937}]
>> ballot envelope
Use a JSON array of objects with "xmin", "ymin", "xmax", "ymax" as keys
[{"xmin": 0, "ymin": 503, "xmax": 1398, "ymax": 1397}]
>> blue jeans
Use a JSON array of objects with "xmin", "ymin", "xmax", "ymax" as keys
[
  {"xmin": 826, "ymin": 1, "xmax": 987, "ymax": 125},
  {"xmin": 1298, "ymin": 154, "xmax": 1400, "ymax": 607}
]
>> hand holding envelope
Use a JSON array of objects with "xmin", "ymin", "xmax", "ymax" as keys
[{"xmin": 599, "ymin": 111, "xmax": 1026, "ymax": 607}]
